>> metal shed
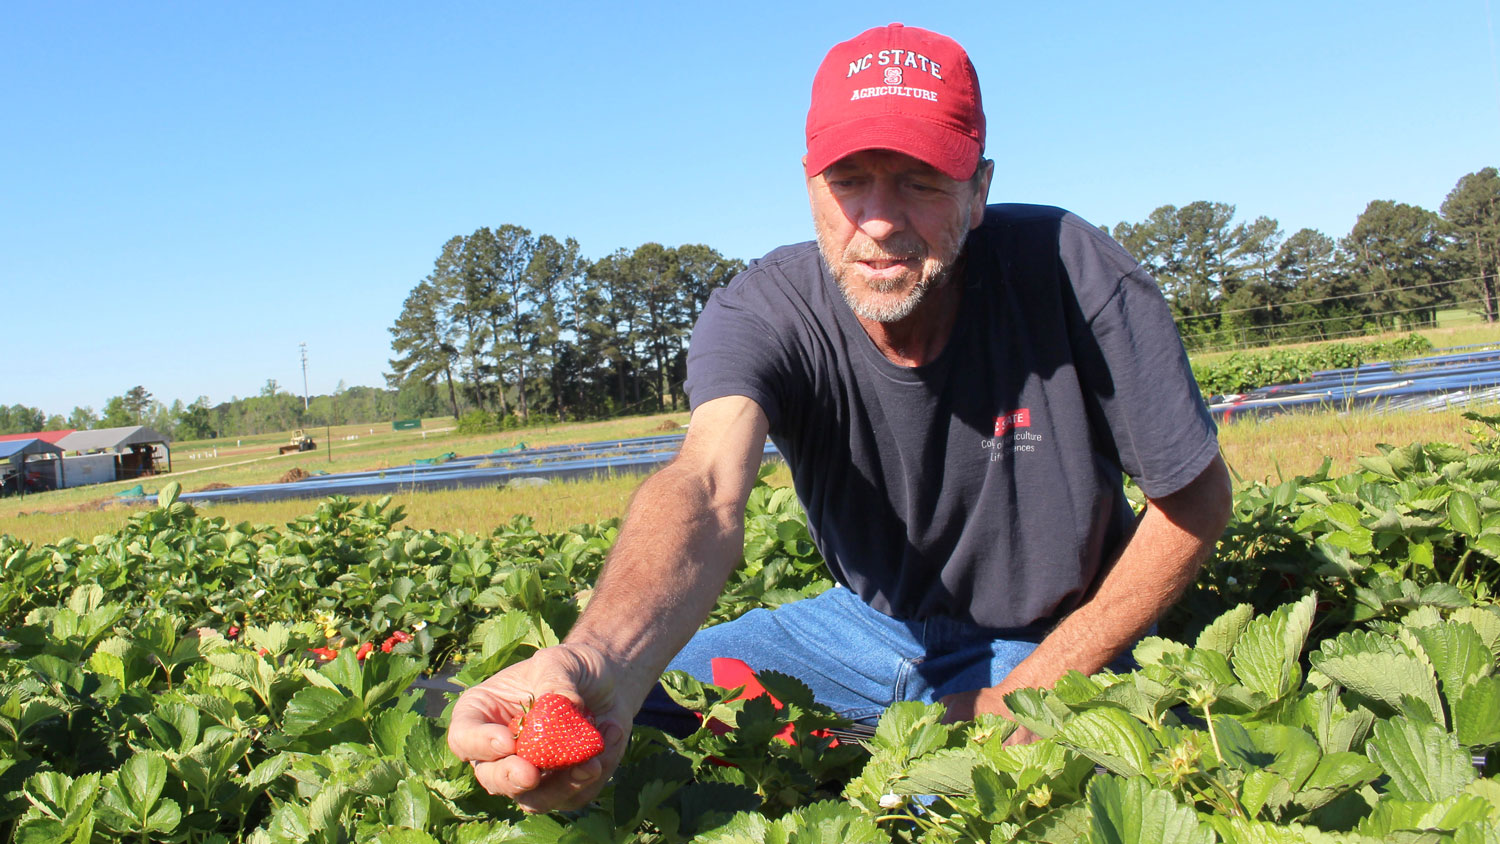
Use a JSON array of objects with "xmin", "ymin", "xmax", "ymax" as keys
[
  {"xmin": 55, "ymin": 425, "xmax": 173, "ymax": 477},
  {"xmin": 0, "ymin": 430, "xmax": 75, "ymax": 445},
  {"xmin": 0, "ymin": 438, "xmax": 65, "ymax": 496}
]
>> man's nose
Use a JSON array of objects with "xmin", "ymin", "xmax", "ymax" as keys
[{"xmin": 856, "ymin": 180, "xmax": 906, "ymax": 241}]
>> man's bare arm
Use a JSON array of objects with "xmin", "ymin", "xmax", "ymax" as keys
[
  {"xmin": 567, "ymin": 394, "xmax": 772, "ymax": 701},
  {"xmin": 448, "ymin": 395, "xmax": 770, "ymax": 812},
  {"xmin": 943, "ymin": 453, "xmax": 1233, "ymax": 729}
]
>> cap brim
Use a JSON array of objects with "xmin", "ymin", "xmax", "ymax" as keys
[{"xmin": 806, "ymin": 115, "xmax": 980, "ymax": 182}]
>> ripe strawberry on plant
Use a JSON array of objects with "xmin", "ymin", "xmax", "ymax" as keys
[
  {"xmin": 510, "ymin": 693, "xmax": 604, "ymax": 770},
  {"xmin": 381, "ymin": 629, "xmax": 413, "ymax": 653}
]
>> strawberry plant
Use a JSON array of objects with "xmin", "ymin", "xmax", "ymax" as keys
[
  {"xmin": 0, "ymin": 445, "xmax": 1496, "ymax": 841},
  {"xmin": 1190, "ymin": 334, "xmax": 1431, "ymax": 396}
]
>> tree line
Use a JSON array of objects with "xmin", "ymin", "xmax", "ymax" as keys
[
  {"xmin": 1113, "ymin": 167, "xmax": 1499, "ymax": 350},
  {"xmin": 389, "ymin": 167, "xmax": 1496, "ymax": 423},
  {"xmin": 386, "ymin": 224, "xmax": 744, "ymax": 424},
  {"xmin": 6, "ymin": 166, "xmax": 1494, "ymax": 437},
  {"xmin": 0, "ymin": 382, "xmax": 444, "ymax": 441}
]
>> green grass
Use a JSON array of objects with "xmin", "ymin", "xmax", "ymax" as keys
[
  {"xmin": 1218, "ymin": 402, "xmax": 1494, "ymax": 485},
  {"xmin": 0, "ymin": 411, "xmax": 694, "ymax": 544},
  {"xmin": 1, "ymin": 397, "xmax": 1487, "ymax": 549}
]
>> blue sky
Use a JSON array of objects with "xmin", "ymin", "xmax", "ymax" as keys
[{"xmin": 4, "ymin": 1, "xmax": 1497, "ymax": 417}]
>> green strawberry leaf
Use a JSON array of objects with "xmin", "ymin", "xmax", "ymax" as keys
[
  {"xmin": 387, "ymin": 778, "xmax": 430, "ymax": 831},
  {"xmin": 1365, "ymin": 717, "xmax": 1476, "ymax": 803},
  {"xmin": 282, "ymin": 686, "xmax": 362, "ymax": 736},
  {"xmin": 1194, "ymin": 603, "xmax": 1256, "ymax": 656},
  {"xmin": 1087, "ymin": 775, "xmax": 1214, "ymax": 844},
  {"xmin": 1294, "ymin": 751, "xmax": 1383, "ymax": 813},
  {"xmin": 1449, "ymin": 490, "xmax": 1482, "ymax": 536},
  {"xmin": 1055, "ymin": 707, "xmax": 1159, "ymax": 778},
  {"xmin": 1408, "ymin": 621, "xmax": 1494, "ymax": 702},
  {"xmin": 1454, "ymin": 675, "xmax": 1500, "ymax": 747},
  {"xmin": 894, "ymin": 748, "xmax": 983, "ymax": 796},
  {"xmin": 1309, "ymin": 630, "xmax": 1442, "ymax": 719},
  {"xmin": 1231, "ymin": 596, "xmax": 1315, "ymax": 703}
]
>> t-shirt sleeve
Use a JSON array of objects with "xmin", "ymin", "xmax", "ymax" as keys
[
  {"xmin": 1071, "ymin": 250, "xmax": 1221, "ymax": 500},
  {"xmin": 684, "ymin": 284, "xmax": 793, "ymax": 429}
]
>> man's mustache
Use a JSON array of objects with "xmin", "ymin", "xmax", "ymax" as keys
[{"xmin": 842, "ymin": 237, "xmax": 927, "ymax": 263}]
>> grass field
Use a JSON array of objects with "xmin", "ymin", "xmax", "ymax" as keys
[{"xmin": 4, "ymin": 313, "xmax": 1499, "ymax": 547}]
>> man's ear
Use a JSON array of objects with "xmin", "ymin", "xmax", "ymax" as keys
[{"xmin": 969, "ymin": 159, "xmax": 993, "ymax": 230}]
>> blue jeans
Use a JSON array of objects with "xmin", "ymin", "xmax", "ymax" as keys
[{"xmin": 637, "ymin": 585, "xmax": 1055, "ymax": 732}]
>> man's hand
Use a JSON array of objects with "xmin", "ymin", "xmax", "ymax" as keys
[
  {"xmin": 446, "ymin": 643, "xmax": 636, "ymax": 814},
  {"xmin": 935, "ymin": 455, "xmax": 1233, "ymax": 748},
  {"xmin": 448, "ymin": 396, "xmax": 771, "ymax": 815},
  {"xmin": 938, "ymin": 687, "xmax": 1038, "ymax": 746}
]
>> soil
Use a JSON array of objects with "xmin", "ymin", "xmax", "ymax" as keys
[
  {"xmin": 278, "ymin": 467, "xmax": 310, "ymax": 484},
  {"xmin": 15, "ymin": 496, "xmax": 144, "ymax": 516},
  {"xmin": 194, "ymin": 482, "xmax": 234, "ymax": 492},
  {"xmin": 654, "ymin": 419, "xmax": 684, "ymax": 431}
]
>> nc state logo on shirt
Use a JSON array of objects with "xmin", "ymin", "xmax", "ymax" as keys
[
  {"xmin": 884, "ymin": 66, "xmax": 903, "ymax": 85},
  {"xmin": 993, "ymin": 409, "xmax": 1031, "ymax": 436}
]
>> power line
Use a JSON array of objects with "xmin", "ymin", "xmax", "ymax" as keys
[
  {"xmin": 1186, "ymin": 297, "xmax": 1494, "ymax": 354},
  {"xmin": 1171, "ymin": 273, "xmax": 1487, "ymax": 323},
  {"xmin": 1192, "ymin": 296, "xmax": 1487, "ymax": 337}
]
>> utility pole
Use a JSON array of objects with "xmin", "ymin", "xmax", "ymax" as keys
[{"xmin": 299, "ymin": 342, "xmax": 310, "ymax": 411}]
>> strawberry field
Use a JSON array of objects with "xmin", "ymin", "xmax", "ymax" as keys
[{"xmin": 1, "ymin": 439, "xmax": 1499, "ymax": 842}]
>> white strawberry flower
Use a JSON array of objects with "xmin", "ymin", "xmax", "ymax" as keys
[{"xmin": 878, "ymin": 793, "xmax": 903, "ymax": 809}]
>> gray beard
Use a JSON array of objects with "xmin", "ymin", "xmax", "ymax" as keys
[{"xmin": 817, "ymin": 229, "xmax": 953, "ymax": 323}]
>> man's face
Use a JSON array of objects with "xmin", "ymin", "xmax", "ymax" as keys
[{"xmin": 808, "ymin": 149, "xmax": 990, "ymax": 324}]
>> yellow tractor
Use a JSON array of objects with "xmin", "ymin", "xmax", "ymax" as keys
[{"xmin": 279, "ymin": 430, "xmax": 316, "ymax": 454}]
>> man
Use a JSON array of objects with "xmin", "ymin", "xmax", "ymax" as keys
[{"xmin": 448, "ymin": 23, "xmax": 1232, "ymax": 813}]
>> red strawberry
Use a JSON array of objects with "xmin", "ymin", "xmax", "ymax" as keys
[
  {"xmin": 511, "ymin": 693, "xmax": 604, "ymax": 770},
  {"xmin": 355, "ymin": 642, "xmax": 374, "ymax": 661}
]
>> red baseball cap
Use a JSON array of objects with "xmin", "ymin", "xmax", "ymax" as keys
[{"xmin": 805, "ymin": 23, "xmax": 985, "ymax": 182}]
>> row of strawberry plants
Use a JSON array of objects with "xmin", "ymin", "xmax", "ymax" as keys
[
  {"xmin": 0, "ymin": 468, "xmax": 829, "ymax": 673},
  {"xmin": 1189, "ymin": 334, "xmax": 1433, "ymax": 397},
  {"xmin": 4, "ymin": 587, "xmax": 1496, "ymax": 842},
  {"xmin": 1171, "ymin": 439, "xmax": 1500, "ymax": 649},
  {"xmin": 0, "ymin": 473, "xmax": 834, "ymax": 842},
  {"xmin": 0, "ymin": 440, "xmax": 1497, "ymax": 841}
]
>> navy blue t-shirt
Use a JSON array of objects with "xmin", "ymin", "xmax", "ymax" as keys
[{"xmin": 684, "ymin": 204, "xmax": 1220, "ymax": 630}]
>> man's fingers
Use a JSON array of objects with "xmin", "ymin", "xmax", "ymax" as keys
[
  {"xmin": 937, "ymin": 690, "xmax": 979, "ymax": 723},
  {"xmin": 469, "ymin": 718, "xmax": 629, "ymax": 813},
  {"xmin": 471, "ymin": 755, "xmax": 605, "ymax": 814},
  {"xmin": 447, "ymin": 693, "xmax": 517, "ymax": 761},
  {"xmin": 472, "ymin": 755, "xmax": 541, "ymax": 798}
]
